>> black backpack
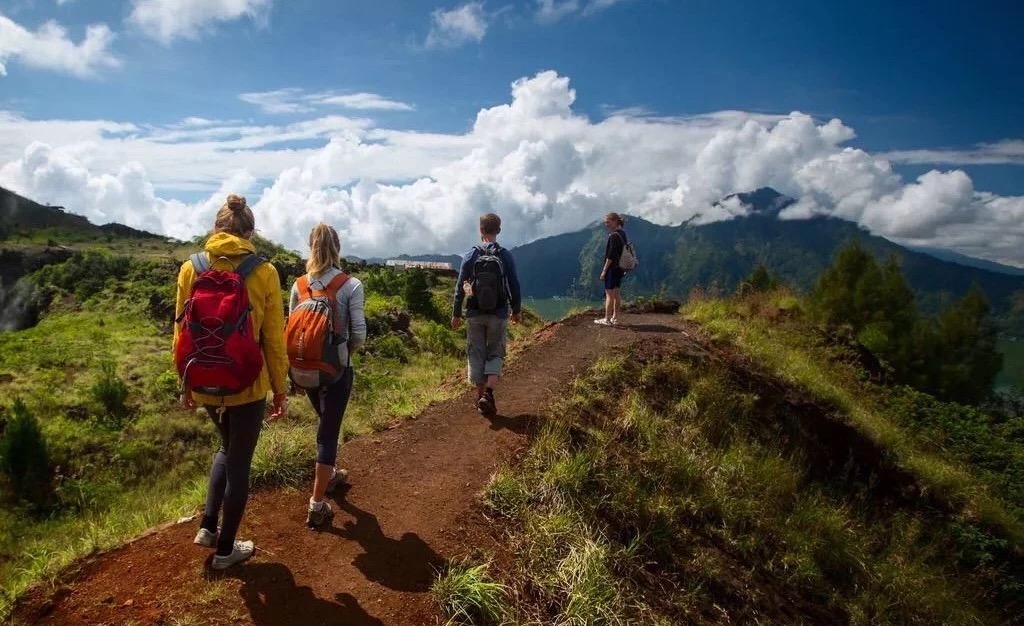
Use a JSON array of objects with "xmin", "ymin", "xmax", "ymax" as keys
[{"xmin": 471, "ymin": 246, "xmax": 510, "ymax": 314}]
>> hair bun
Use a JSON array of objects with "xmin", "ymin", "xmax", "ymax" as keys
[{"xmin": 226, "ymin": 194, "xmax": 247, "ymax": 213}]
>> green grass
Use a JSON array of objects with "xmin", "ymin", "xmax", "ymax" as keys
[
  {"xmin": 480, "ymin": 315, "xmax": 1021, "ymax": 624},
  {"xmin": 684, "ymin": 292, "xmax": 1024, "ymax": 547},
  {"xmin": 432, "ymin": 560, "xmax": 511, "ymax": 626}
]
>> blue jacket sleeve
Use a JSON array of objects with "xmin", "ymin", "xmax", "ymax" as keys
[
  {"xmin": 503, "ymin": 250, "xmax": 522, "ymax": 315},
  {"xmin": 452, "ymin": 251, "xmax": 473, "ymax": 318}
]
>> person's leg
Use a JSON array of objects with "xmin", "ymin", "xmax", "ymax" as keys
[
  {"xmin": 480, "ymin": 316, "xmax": 509, "ymax": 416},
  {"xmin": 611, "ymin": 287, "xmax": 622, "ymax": 322},
  {"xmin": 467, "ymin": 316, "xmax": 488, "ymax": 398},
  {"xmin": 312, "ymin": 367, "xmax": 354, "ymax": 502},
  {"xmin": 200, "ymin": 408, "xmax": 230, "ymax": 533},
  {"xmin": 215, "ymin": 401, "xmax": 265, "ymax": 557},
  {"xmin": 604, "ymin": 289, "xmax": 613, "ymax": 321}
]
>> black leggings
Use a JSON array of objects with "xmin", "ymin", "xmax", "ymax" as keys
[
  {"xmin": 200, "ymin": 400, "xmax": 265, "ymax": 556},
  {"xmin": 304, "ymin": 367, "xmax": 354, "ymax": 466}
]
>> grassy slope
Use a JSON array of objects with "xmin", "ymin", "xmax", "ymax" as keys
[
  {"xmin": 0, "ymin": 245, "xmax": 541, "ymax": 621},
  {"xmin": 437, "ymin": 293, "xmax": 1023, "ymax": 625}
]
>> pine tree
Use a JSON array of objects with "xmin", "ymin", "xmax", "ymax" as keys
[
  {"xmin": 403, "ymin": 269, "xmax": 439, "ymax": 320},
  {"xmin": 0, "ymin": 399, "xmax": 52, "ymax": 509}
]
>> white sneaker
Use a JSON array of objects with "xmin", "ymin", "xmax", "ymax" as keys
[
  {"xmin": 325, "ymin": 468, "xmax": 349, "ymax": 494},
  {"xmin": 193, "ymin": 528, "xmax": 218, "ymax": 548},
  {"xmin": 211, "ymin": 540, "xmax": 255, "ymax": 570},
  {"xmin": 594, "ymin": 318, "xmax": 611, "ymax": 326},
  {"xmin": 609, "ymin": 317, "xmax": 619, "ymax": 326}
]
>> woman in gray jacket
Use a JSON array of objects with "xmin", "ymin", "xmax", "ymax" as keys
[{"xmin": 289, "ymin": 223, "xmax": 367, "ymax": 528}]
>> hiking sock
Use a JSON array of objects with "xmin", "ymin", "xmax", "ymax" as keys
[
  {"xmin": 200, "ymin": 514, "xmax": 218, "ymax": 533},
  {"xmin": 309, "ymin": 498, "xmax": 325, "ymax": 510}
]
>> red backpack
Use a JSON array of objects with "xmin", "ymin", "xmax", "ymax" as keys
[
  {"xmin": 175, "ymin": 253, "xmax": 265, "ymax": 397},
  {"xmin": 285, "ymin": 273, "xmax": 350, "ymax": 389}
]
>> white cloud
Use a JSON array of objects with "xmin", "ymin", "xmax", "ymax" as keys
[
  {"xmin": 426, "ymin": 2, "xmax": 488, "ymax": 49},
  {"xmin": 535, "ymin": 0, "xmax": 632, "ymax": 22},
  {"xmin": 128, "ymin": 0, "xmax": 272, "ymax": 43},
  {"xmin": 239, "ymin": 89, "xmax": 415, "ymax": 114},
  {"xmin": 0, "ymin": 13, "xmax": 120, "ymax": 78},
  {"xmin": 2, "ymin": 70, "xmax": 1023, "ymax": 267},
  {"xmin": 881, "ymin": 139, "xmax": 1024, "ymax": 166}
]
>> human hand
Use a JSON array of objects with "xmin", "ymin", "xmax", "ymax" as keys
[
  {"xmin": 511, "ymin": 313, "xmax": 521, "ymax": 325},
  {"xmin": 179, "ymin": 391, "xmax": 196, "ymax": 410},
  {"xmin": 451, "ymin": 316, "xmax": 463, "ymax": 331},
  {"xmin": 599, "ymin": 272, "xmax": 606, "ymax": 281},
  {"xmin": 268, "ymin": 393, "xmax": 288, "ymax": 421}
]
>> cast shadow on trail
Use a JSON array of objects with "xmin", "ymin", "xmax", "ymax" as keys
[
  {"xmin": 324, "ymin": 498, "xmax": 444, "ymax": 594},
  {"xmin": 223, "ymin": 562, "xmax": 385, "ymax": 626},
  {"xmin": 484, "ymin": 412, "xmax": 539, "ymax": 435}
]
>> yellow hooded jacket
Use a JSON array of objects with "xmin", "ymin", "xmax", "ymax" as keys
[{"xmin": 173, "ymin": 232, "xmax": 289, "ymax": 407}]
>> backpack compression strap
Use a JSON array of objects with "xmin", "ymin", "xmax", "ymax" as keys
[{"xmin": 189, "ymin": 252, "xmax": 211, "ymax": 274}]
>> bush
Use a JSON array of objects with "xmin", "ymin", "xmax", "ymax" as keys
[
  {"xmin": 418, "ymin": 321, "xmax": 461, "ymax": 356},
  {"xmin": 91, "ymin": 361, "xmax": 130, "ymax": 421},
  {"xmin": 403, "ymin": 269, "xmax": 439, "ymax": 320},
  {"xmin": 0, "ymin": 399, "xmax": 53, "ymax": 509},
  {"xmin": 372, "ymin": 335, "xmax": 410, "ymax": 363}
]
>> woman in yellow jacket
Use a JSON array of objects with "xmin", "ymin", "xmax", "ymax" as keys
[{"xmin": 173, "ymin": 194, "xmax": 289, "ymax": 570}]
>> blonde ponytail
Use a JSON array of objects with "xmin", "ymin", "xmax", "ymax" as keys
[{"xmin": 307, "ymin": 223, "xmax": 341, "ymax": 276}]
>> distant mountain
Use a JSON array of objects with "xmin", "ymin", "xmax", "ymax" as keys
[
  {"xmin": 510, "ymin": 188, "xmax": 1024, "ymax": 330},
  {"xmin": 909, "ymin": 246, "xmax": 1024, "ymax": 277},
  {"xmin": 1, "ymin": 186, "xmax": 161, "ymax": 242}
]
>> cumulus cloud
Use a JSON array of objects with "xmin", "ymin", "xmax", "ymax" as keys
[
  {"xmin": 0, "ymin": 12, "xmax": 120, "ymax": 78},
  {"xmin": 128, "ymin": 0, "xmax": 272, "ymax": 43},
  {"xmin": 2, "ymin": 70, "xmax": 1023, "ymax": 266},
  {"xmin": 426, "ymin": 2, "xmax": 488, "ymax": 49},
  {"xmin": 239, "ymin": 89, "xmax": 414, "ymax": 115}
]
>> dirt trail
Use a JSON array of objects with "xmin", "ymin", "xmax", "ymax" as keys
[{"xmin": 17, "ymin": 312, "xmax": 696, "ymax": 626}]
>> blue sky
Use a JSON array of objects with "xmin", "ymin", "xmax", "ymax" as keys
[{"xmin": 1, "ymin": 0, "xmax": 1022, "ymax": 263}]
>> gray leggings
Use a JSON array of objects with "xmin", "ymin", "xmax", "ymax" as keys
[{"xmin": 200, "ymin": 400, "xmax": 265, "ymax": 556}]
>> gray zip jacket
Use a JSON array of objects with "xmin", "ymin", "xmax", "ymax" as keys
[{"xmin": 289, "ymin": 267, "xmax": 367, "ymax": 367}]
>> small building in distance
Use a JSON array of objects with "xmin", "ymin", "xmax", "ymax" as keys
[{"xmin": 385, "ymin": 259, "xmax": 455, "ymax": 272}]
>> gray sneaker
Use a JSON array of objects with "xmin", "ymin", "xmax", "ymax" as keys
[
  {"xmin": 193, "ymin": 528, "xmax": 218, "ymax": 548},
  {"xmin": 211, "ymin": 540, "xmax": 254, "ymax": 570},
  {"xmin": 306, "ymin": 501, "xmax": 334, "ymax": 529},
  {"xmin": 325, "ymin": 468, "xmax": 349, "ymax": 495}
]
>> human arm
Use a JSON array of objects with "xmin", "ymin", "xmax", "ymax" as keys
[
  {"xmin": 451, "ymin": 251, "xmax": 472, "ymax": 329},
  {"xmin": 261, "ymin": 265, "xmax": 289, "ymax": 418},
  {"xmin": 503, "ymin": 250, "xmax": 522, "ymax": 323},
  {"xmin": 173, "ymin": 263, "xmax": 197, "ymax": 409},
  {"xmin": 346, "ymin": 281, "xmax": 367, "ymax": 351}
]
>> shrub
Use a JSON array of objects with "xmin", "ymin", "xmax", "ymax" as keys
[
  {"xmin": 91, "ymin": 361, "xmax": 130, "ymax": 421},
  {"xmin": 432, "ymin": 560, "xmax": 510, "ymax": 625},
  {"xmin": 418, "ymin": 321, "xmax": 461, "ymax": 356},
  {"xmin": 403, "ymin": 269, "xmax": 439, "ymax": 320},
  {"xmin": 0, "ymin": 399, "xmax": 53, "ymax": 509},
  {"xmin": 372, "ymin": 335, "xmax": 410, "ymax": 363}
]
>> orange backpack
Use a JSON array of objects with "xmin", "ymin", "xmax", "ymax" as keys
[{"xmin": 285, "ymin": 273, "xmax": 350, "ymax": 389}]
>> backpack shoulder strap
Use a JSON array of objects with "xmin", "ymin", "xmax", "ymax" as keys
[
  {"xmin": 296, "ymin": 275, "xmax": 311, "ymax": 298},
  {"xmin": 189, "ymin": 252, "xmax": 211, "ymax": 274},
  {"xmin": 323, "ymin": 272, "xmax": 350, "ymax": 297},
  {"xmin": 235, "ymin": 254, "xmax": 266, "ymax": 280}
]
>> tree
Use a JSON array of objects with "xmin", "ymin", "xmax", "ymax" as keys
[
  {"xmin": 403, "ymin": 269, "xmax": 439, "ymax": 320},
  {"xmin": 743, "ymin": 263, "xmax": 777, "ymax": 294},
  {"xmin": 927, "ymin": 286, "xmax": 1003, "ymax": 404},
  {"xmin": 0, "ymin": 399, "xmax": 52, "ymax": 510}
]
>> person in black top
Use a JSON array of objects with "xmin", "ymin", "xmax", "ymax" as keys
[{"xmin": 596, "ymin": 212, "xmax": 627, "ymax": 326}]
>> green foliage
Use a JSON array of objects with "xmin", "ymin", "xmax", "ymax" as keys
[
  {"xmin": 90, "ymin": 361, "xmax": 130, "ymax": 423},
  {"xmin": 812, "ymin": 243, "xmax": 1003, "ymax": 404},
  {"xmin": 361, "ymin": 266, "xmax": 407, "ymax": 297},
  {"xmin": 371, "ymin": 334, "xmax": 410, "ymax": 363},
  {"xmin": 0, "ymin": 400, "xmax": 52, "ymax": 510},
  {"xmin": 417, "ymin": 321, "xmax": 461, "ymax": 356},
  {"xmin": 403, "ymin": 269, "xmax": 440, "ymax": 320},
  {"xmin": 741, "ymin": 263, "xmax": 778, "ymax": 294},
  {"xmin": 432, "ymin": 560, "xmax": 510, "ymax": 626}
]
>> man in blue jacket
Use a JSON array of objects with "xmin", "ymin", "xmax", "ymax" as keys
[{"xmin": 451, "ymin": 213, "xmax": 522, "ymax": 417}]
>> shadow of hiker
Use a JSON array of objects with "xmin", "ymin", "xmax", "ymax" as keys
[
  {"xmin": 324, "ymin": 499, "xmax": 444, "ymax": 593},
  {"xmin": 484, "ymin": 412, "xmax": 539, "ymax": 434},
  {"xmin": 224, "ymin": 562, "xmax": 385, "ymax": 626}
]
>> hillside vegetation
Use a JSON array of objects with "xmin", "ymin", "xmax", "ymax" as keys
[
  {"xmin": 435, "ymin": 289, "xmax": 1022, "ymax": 625},
  {"xmin": 0, "ymin": 228, "xmax": 540, "ymax": 620}
]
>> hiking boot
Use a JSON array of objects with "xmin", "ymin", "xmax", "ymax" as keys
[
  {"xmin": 325, "ymin": 468, "xmax": 349, "ymax": 495},
  {"xmin": 211, "ymin": 540, "xmax": 255, "ymax": 570},
  {"xmin": 594, "ymin": 318, "xmax": 611, "ymax": 326},
  {"xmin": 477, "ymin": 390, "xmax": 497, "ymax": 417},
  {"xmin": 306, "ymin": 501, "xmax": 335, "ymax": 529},
  {"xmin": 193, "ymin": 528, "xmax": 218, "ymax": 548}
]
